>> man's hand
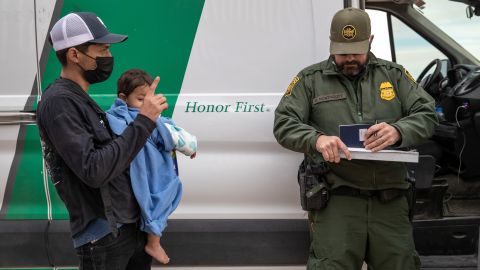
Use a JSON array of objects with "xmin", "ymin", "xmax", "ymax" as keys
[
  {"xmin": 363, "ymin": 122, "xmax": 401, "ymax": 152},
  {"xmin": 315, "ymin": 135, "xmax": 351, "ymax": 163},
  {"xmin": 139, "ymin": 76, "xmax": 168, "ymax": 121}
]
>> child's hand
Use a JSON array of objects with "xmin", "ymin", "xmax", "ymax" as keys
[{"xmin": 190, "ymin": 153, "xmax": 196, "ymax": 159}]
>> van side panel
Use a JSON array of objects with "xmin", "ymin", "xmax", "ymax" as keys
[
  {"xmin": 0, "ymin": 0, "xmax": 347, "ymax": 267},
  {"xmin": 172, "ymin": 0, "xmax": 343, "ymax": 219},
  {"xmin": 4, "ymin": 126, "xmax": 45, "ymax": 219},
  {"xmin": 0, "ymin": 0, "xmax": 57, "ymax": 220},
  {"xmin": 0, "ymin": 0, "xmax": 57, "ymax": 267}
]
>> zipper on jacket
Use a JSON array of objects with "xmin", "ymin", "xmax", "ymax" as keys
[
  {"xmin": 355, "ymin": 78, "xmax": 363, "ymax": 121},
  {"xmin": 341, "ymin": 77, "xmax": 363, "ymax": 121}
]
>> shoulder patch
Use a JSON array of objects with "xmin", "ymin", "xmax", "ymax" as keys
[
  {"xmin": 404, "ymin": 68, "xmax": 416, "ymax": 84},
  {"xmin": 284, "ymin": 76, "xmax": 300, "ymax": 97}
]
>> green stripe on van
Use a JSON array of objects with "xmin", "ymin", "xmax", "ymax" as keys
[
  {"xmin": 42, "ymin": 0, "xmax": 205, "ymax": 115},
  {"xmin": 40, "ymin": 0, "xmax": 205, "ymax": 219},
  {"xmin": 5, "ymin": 126, "xmax": 46, "ymax": 219}
]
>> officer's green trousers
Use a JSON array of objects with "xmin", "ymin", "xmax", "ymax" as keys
[{"xmin": 307, "ymin": 194, "xmax": 420, "ymax": 270}]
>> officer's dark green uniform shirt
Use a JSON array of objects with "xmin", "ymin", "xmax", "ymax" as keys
[{"xmin": 274, "ymin": 53, "xmax": 438, "ymax": 190}]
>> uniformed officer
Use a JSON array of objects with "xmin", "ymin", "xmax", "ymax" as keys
[{"xmin": 273, "ymin": 8, "xmax": 437, "ymax": 270}]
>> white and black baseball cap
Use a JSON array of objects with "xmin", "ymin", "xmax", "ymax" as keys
[{"xmin": 50, "ymin": 12, "xmax": 128, "ymax": 52}]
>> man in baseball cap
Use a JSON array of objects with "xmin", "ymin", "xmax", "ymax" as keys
[
  {"xmin": 329, "ymin": 7, "xmax": 372, "ymax": 77},
  {"xmin": 38, "ymin": 12, "xmax": 169, "ymax": 269},
  {"xmin": 274, "ymin": 7, "xmax": 436, "ymax": 270},
  {"xmin": 48, "ymin": 12, "xmax": 127, "ymax": 85},
  {"xmin": 330, "ymin": 7, "xmax": 371, "ymax": 55}
]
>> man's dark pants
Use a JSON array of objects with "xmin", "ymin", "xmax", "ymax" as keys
[{"xmin": 75, "ymin": 223, "xmax": 152, "ymax": 270}]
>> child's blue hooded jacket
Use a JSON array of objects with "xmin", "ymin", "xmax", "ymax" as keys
[{"xmin": 106, "ymin": 98, "xmax": 182, "ymax": 236}]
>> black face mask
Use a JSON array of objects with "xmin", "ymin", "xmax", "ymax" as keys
[{"xmin": 77, "ymin": 51, "xmax": 114, "ymax": 84}]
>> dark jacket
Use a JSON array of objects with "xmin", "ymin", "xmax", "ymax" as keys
[{"xmin": 37, "ymin": 78, "xmax": 155, "ymax": 236}]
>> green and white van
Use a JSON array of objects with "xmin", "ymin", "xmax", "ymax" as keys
[{"xmin": 1, "ymin": 0, "xmax": 480, "ymax": 269}]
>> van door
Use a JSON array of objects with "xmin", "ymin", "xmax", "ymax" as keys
[{"xmin": 0, "ymin": 0, "xmax": 57, "ymax": 268}]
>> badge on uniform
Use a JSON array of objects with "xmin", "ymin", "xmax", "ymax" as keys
[
  {"xmin": 284, "ymin": 76, "xmax": 300, "ymax": 97},
  {"xmin": 379, "ymin": 81, "xmax": 395, "ymax": 101}
]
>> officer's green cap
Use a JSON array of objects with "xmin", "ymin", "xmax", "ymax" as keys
[{"xmin": 330, "ymin": 8, "xmax": 371, "ymax": 55}]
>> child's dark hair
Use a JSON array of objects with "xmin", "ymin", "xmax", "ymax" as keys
[{"xmin": 117, "ymin": 69, "xmax": 153, "ymax": 97}]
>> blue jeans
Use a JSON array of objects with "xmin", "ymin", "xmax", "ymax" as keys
[{"xmin": 75, "ymin": 223, "xmax": 152, "ymax": 270}]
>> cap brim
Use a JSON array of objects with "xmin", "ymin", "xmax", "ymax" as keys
[
  {"xmin": 330, "ymin": 39, "xmax": 369, "ymax": 55},
  {"xmin": 91, "ymin": 33, "xmax": 128, "ymax": 44}
]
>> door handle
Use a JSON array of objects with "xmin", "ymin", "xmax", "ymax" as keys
[{"xmin": 0, "ymin": 112, "xmax": 36, "ymax": 125}]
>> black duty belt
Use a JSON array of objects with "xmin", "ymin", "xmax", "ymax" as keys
[{"xmin": 331, "ymin": 186, "xmax": 408, "ymax": 202}]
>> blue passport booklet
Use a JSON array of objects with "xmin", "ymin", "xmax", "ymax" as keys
[
  {"xmin": 338, "ymin": 124, "xmax": 418, "ymax": 163},
  {"xmin": 339, "ymin": 124, "xmax": 372, "ymax": 148}
]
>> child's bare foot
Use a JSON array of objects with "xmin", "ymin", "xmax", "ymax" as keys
[{"xmin": 145, "ymin": 243, "xmax": 170, "ymax": 264}]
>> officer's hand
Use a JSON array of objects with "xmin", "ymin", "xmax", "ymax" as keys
[
  {"xmin": 364, "ymin": 122, "xmax": 401, "ymax": 152},
  {"xmin": 139, "ymin": 76, "xmax": 168, "ymax": 122},
  {"xmin": 315, "ymin": 135, "xmax": 352, "ymax": 163}
]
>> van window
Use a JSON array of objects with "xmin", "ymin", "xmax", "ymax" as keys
[
  {"xmin": 419, "ymin": 0, "xmax": 480, "ymax": 62},
  {"xmin": 391, "ymin": 16, "xmax": 447, "ymax": 78},
  {"xmin": 368, "ymin": 9, "xmax": 447, "ymax": 78},
  {"xmin": 368, "ymin": 9, "xmax": 392, "ymax": 61}
]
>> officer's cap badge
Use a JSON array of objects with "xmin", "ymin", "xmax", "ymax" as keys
[{"xmin": 342, "ymin": 25, "xmax": 356, "ymax": 40}]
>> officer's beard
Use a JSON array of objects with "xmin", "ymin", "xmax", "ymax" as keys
[{"xmin": 337, "ymin": 60, "xmax": 366, "ymax": 77}]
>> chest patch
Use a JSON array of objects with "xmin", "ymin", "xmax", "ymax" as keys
[
  {"xmin": 312, "ymin": 92, "xmax": 347, "ymax": 105},
  {"xmin": 379, "ymin": 82, "xmax": 395, "ymax": 101}
]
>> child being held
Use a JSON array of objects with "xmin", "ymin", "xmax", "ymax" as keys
[{"xmin": 106, "ymin": 68, "xmax": 197, "ymax": 264}]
